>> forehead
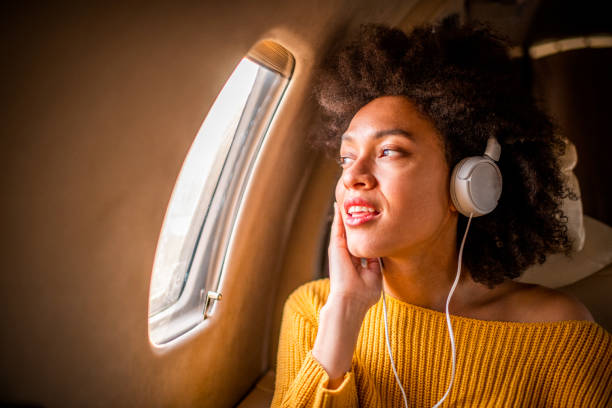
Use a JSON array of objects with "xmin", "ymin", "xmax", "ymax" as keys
[{"xmin": 343, "ymin": 96, "xmax": 440, "ymax": 142}]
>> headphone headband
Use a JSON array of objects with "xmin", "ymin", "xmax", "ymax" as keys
[{"xmin": 484, "ymin": 137, "xmax": 501, "ymax": 162}]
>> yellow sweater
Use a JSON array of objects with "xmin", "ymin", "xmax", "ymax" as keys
[{"xmin": 271, "ymin": 278, "xmax": 611, "ymax": 407}]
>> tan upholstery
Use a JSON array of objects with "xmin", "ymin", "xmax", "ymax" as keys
[
  {"xmin": 236, "ymin": 370, "xmax": 275, "ymax": 408},
  {"xmin": 517, "ymin": 216, "xmax": 612, "ymax": 288},
  {"xmin": 558, "ymin": 139, "xmax": 585, "ymax": 251},
  {"xmin": 515, "ymin": 139, "xmax": 612, "ymax": 331},
  {"xmin": 517, "ymin": 215, "xmax": 612, "ymax": 331},
  {"xmin": 558, "ymin": 263, "xmax": 612, "ymax": 333}
]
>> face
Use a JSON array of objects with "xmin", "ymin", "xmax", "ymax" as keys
[{"xmin": 335, "ymin": 96, "xmax": 458, "ymax": 258}]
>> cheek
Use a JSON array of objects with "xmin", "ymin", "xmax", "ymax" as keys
[{"xmin": 389, "ymin": 169, "xmax": 451, "ymax": 217}]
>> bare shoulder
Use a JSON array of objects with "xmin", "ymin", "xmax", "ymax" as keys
[{"xmin": 509, "ymin": 282, "xmax": 595, "ymax": 323}]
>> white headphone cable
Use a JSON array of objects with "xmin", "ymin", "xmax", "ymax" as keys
[
  {"xmin": 379, "ymin": 212, "xmax": 474, "ymax": 408},
  {"xmin": 380, "ymin": 277, "xmax": 409, "ymax": 408}
]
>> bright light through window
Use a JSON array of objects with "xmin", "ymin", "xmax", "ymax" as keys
[
  {"xmin": 147, "ymin": 40, "xmax": 293, "ymax": 345},
  {"xmin": 149, "ymin": 59, "xmax": 259, "ymax": 316}
]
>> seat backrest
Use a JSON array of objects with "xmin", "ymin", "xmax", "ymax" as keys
[
  {"xmin": 558, "ymin": 263, "xmax": 612, "ymax": 332},
  {"xmin": 516, "ymin": 215, "xmax": 612, "ymax": 332},
  {"xmin": 514, "ymin": 139, "xmax": 612, "ymax": 331}
]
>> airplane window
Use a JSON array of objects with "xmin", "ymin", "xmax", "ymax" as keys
[
  {"xmin": 148, "ymin": 41, "xmax": 294, "ymax": 345},
  {"xmin": 149, "ymin": 59, "xmax": 258, "ymax": 317}
]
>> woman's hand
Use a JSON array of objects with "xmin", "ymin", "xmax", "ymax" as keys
[
  {"xmin": 327, "ymin": 202, "xmax": 383, "ymax": 309},
  {"xmin": 311, "ymin": 203, "xmax": 383, "ymax": 387}
]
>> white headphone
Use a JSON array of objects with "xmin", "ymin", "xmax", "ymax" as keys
[{"xmin": 450, "ymin": 137, "xmax": 502, "ymax": 217}]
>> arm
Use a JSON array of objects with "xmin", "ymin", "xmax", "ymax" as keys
[
  {"xmin": 270, "ymin": 288, "xmax": 362, "ymax": 407},
  {"xmin": 271, "ymin": 203, "xmax": 382, "ymax": 407},
  {"xmin": 312, "ymin": 293, "xmax": 369, "ymax": 389},
  {"xmin": 315, "ymin": 202, "xmax": 382, "ymax": 387}
]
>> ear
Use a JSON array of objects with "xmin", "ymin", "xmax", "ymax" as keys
[{"xmin": 449, "ymin": 201, "xmax": 458, "ymax": 213}]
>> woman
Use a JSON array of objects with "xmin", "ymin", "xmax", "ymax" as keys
[{"xmin": 271, "ymin": 17, "xmax": 611, "ymax": 407}]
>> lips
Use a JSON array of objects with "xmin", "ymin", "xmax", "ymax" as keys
[{"xmin": 343, "ymin": 197, "xmax": 381, "ymax": 227}]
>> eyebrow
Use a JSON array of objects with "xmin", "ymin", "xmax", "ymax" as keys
[{"xmin": 341, "ymin": 128, "xmax": 414, "ymax": 142}]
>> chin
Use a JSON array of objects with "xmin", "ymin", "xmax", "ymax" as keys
[{"xmin": 346, "ymin": 238, "xmax": 379, "ymax": 259}]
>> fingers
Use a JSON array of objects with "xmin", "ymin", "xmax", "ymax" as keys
[
  {"xmin": 360, "ymin": 258, "xmax": 383, "ymax": 291},
  {"xmin": 360, "ymin": 258, "xmax": 382, "ymax": 273},
  {"xmin": 327, "ymin": 202, "xmax": 382, "ymax": 306},
  {"xmin": 328, "ymin": 202, "xmax": 354, "ymax": 282},
  {"xmin": 330, "ymin": 202, "xmax": 347, "ymax": 250}
]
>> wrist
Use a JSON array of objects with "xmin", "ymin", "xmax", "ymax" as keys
[
  {"xmin": 324, "ymin": 292, "xmax": 372, "ymax": 316},
  {"xmin": 312, "ymin": 294, "xmax": 369, "ymax": 380}
]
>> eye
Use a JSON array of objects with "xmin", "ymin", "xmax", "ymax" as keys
[
  {"xmin": 381, "ymin": 148, "xmax": 403, "ymax": 158},
  {"xmin": 337, "ymin": 156, "xmax": 354, "ymax": 168}
]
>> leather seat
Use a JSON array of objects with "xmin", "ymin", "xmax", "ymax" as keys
[
  {"xmin": 517, "ymin": 214, "xmax": 612, "ymax": 332},
  {"xmin": 515, "ymin": 140, "xmax": 612, "ymax": 332}
]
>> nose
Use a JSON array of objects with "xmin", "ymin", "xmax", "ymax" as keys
[{"xmin": 342, "ymin": 156, "xmax": 377, "ymax": 190}]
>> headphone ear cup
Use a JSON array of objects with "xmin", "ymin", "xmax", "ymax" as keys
[
  {"xmin": 450, "ymin": 156, "xmax": 502, "ymax": 217},
  {"xmin": 450, "ymin": 157, "xmax": 472, "ymax": 216}
]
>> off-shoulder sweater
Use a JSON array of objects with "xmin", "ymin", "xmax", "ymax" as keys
[{"xmin": 271, "ymin": 278, "xmax": 611, "ymax": 407}]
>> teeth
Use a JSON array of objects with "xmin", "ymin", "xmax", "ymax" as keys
[{"xmin": 348, "ymin": 205, "xmax": 376, "ymax": 214}]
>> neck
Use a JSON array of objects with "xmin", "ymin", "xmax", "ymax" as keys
[{"xmin": 380, "ymin": 215, "xmax": 475, "ymax": 313}]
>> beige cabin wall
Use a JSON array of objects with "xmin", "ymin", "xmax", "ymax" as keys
[{"xmin": 0, "ymin": 1, "xmax": 427, "ymax": 406}]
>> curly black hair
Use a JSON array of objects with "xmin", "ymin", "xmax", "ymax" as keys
[{"xmin": 313, "ymin": 16, "xmax": 573, "ymax": 288}]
